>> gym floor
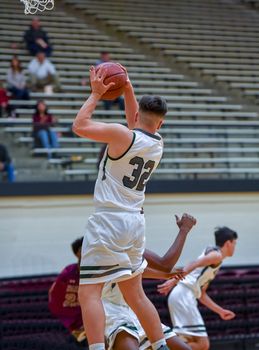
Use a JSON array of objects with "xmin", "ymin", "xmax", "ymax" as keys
[{"xmin": 1, "ymin": 192, "xmax": 259, "ymax": 278}]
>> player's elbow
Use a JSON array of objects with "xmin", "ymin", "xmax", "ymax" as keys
[
  {"xmin": 162, "ymin": 258, "xmax": 176, "ymax": 273},
  {"xmin": 157, "ymin": 263, "xmax": 172, "ymax": 273},
  {"xmin": 163, "ymin": 265, "xmax": 172, "ymax": 273},
  {"xmin": 199, "ymin": 291, "xmax": 207, "ymax": 303},
  {"xmin": 72, "ymin": 122, "xmax": 80, "ymax": 135},
  {"xmin": 72, "ymin": 124, "xmax": 81, "ymax": 137},
  {"xmin": 72, "ymin": 122, "xmax": 87, "ymax": 138}
]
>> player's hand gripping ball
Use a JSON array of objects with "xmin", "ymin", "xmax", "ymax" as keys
[{"xmin": 92, "ymin": 62, "xmax": 127, "ymax": 100}]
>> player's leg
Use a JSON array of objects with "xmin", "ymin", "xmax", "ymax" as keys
[
  {"xmin": 167, "ymin": 284, "xmax": 208, "ymax": 350},
  {"xmin": 79, "ymin": 212, "xmax": 135, "ymax": 350},
  {"xmin": 78, "ymin": 282, "xmax": 105, "ymax": 346},
  {"xmin": 113, "ymin": 331, "xmax": 139, "ymax": 350},
  {"xmin": 118, "ymin": 274, "xmax": 168, "ymax": 349},
  {"xmin": 166, "ymin": 336, "xmax": 191, "ymax": 350},
  {"xmin": 187, "ymin": 336, "xmax": 210, "ymax": 350}
]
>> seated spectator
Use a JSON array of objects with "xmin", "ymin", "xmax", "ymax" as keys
[
  {"xmin": 23, "ymin": 17, "xmax": 53, "ymax": 57},
  {"xmin": 0, "ymin": 144, "xmax": 15, "ymax": 182},
  {"xmin": 95, "ymin": 51, "xmax": 125, "ymax": 111},
  {"xmin": 0, "ymin": 81, "xmax": 17, "ymax": 118},
  {"xmin": 32, "ymin": 100, "xmax": 59, "ymax": 158},
  {"xmin": 6, "ymin": 56, "xmax": 30, "ymax": 100},
  {"xmin": 28, "ymin": 51, "xmax": 61, "ymax": 93},
  {"xmin": 48, "ymin": 237, "xmax": 86, "ymax": 343}
]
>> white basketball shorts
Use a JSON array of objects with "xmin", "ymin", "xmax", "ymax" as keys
[
  {"xmin": 80, "ymin": 208, "xmax": 145, "ymax": 284},
  {"xmin": 168, "ymin": 283, "xmax": 207, "ymax": 337},
  {"xmin": 103, "ymin": 299, "xmax": 176, "ymax": 350}
]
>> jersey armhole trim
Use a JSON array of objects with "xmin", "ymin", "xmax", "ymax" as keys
[
  {"xmin": 134, "ymin": 128, "xmax": 161, "ymax": 140},
  {"xmin": 107, "ymin": 132, "xmax": 136, "ymax": 161}
]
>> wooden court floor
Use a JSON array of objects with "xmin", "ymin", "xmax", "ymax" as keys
[{"xmin": 1, "ymin": 192, "xmax": 259, "ymax": 278}]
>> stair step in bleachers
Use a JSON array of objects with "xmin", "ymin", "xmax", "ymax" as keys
[
  {"xmin": 72, "ymin": 0, "xmax": 259, "ymax": 103},
  {"xmin": 1, "ymin": 267, "xmax": 259, "ymax": 348}
]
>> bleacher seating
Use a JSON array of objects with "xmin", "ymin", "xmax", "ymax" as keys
[
  {"xmin": 1, "ymin": 0, "xmax": 259, "ymax": 181},
  {"xmin": 1, "ymin": 267, "xmax": 259, "ymax": 349},
  {"xmin": 65, "ymin": 0, "xmax": 259, "ymax": 105}
]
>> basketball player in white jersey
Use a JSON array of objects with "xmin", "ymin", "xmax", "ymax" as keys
[
  {"xmin": 73, "ymin": 65, "xmax": 169, "ymax": 350},
  {"xmin": 157, "ymin": 227, "xmax": 238, "ymax": 350}
]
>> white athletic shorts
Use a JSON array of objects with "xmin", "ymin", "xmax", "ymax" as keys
[
  {"xmin": 168, "ymin": 283, "xmax": 207, "ymax": 337},
  {"xmin": 103, "ymin": 299, "xmax": 176, "ymax": 350},
  {"xmin": 80, "ymin": 209, "xmax": 145, "ymax": 284}
]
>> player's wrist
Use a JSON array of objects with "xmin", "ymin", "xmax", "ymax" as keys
[
  {"xmin": 91, "ymin": 91, "xmax": 102, "ymax": 99},
  {"xmin": 179, "ymin": 226, "xmax": 190, "ymax": 235},
  {"xmin": 124, "ymin": 80, "xmax": 132, "ymax": 90}
]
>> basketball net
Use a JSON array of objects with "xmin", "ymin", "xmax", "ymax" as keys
[{"xmin": 20, "ymin": 0, "xmax": 54, "ymax": 14}]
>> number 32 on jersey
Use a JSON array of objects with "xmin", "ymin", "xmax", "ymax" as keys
[{"xmin": 122, "ymin": 156, "xmax": 155, "ymax": 191}]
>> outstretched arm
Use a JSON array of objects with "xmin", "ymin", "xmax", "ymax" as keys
[
  {"xmin": 183, "ymin": 250, "xmax": 222, "ymax": 275},
  {"xmin": 142, "ymin": 266, "xmax": 184, "ymax": 280},
  {"xmin": 199, "ymin": 285, "xmax": 236, "ymax": 320},
  {"xmin": 144, "ymin": 213, "xmax": 197, "ymax": 273},
  {"xmin": 157, "ymin": 251, "xmax": 223, "ymax": 295}
]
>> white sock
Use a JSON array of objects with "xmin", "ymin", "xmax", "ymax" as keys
[
  {"xmin": 89, "ymin": 343, "xmax": 105, "ymax": 350},
  {"xmin": 151, "ymin": 338, "xmax": 167, "ymax": 350}
]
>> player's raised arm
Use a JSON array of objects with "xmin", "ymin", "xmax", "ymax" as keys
[
  {"xmin": 73, "ymin": 66, "xmax": 133, "ymax": 153},
  {"xmin": 144, "ymin": 213, "xmax": 197, "ymax": 273},
  {"xmin": 119, "ymin": 65, "xmax": 139, "ymax": 130}
]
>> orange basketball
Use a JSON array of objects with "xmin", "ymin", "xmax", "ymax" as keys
[{"xmin": 94, "ymin": 62, "xmax": 127, "ymax": 100}]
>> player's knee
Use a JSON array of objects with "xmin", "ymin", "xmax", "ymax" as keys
[
  {"xmin": 113, "ymin": 331, "xmax": 139, "ymax": 350},
  {"xmin": 181, "ymin": 343, "xmax": 192, "ymax": 350},
  {"xmin": 119, "ymin": 284, "xmax": 145, "ymax": 305},
  {"xmin": 124, "ymin": 289, "xmax": 146, "ymax": 306},
  {"xmin": 197, "ymin": 337, "xmax": 210, "ymax": 350},
  {"xmin": 166, "ymin": 336, "xmax": 191, "ymax": 350}
]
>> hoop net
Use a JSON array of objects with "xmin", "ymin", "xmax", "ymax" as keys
[{"xmin": 20, "ymin": 0, "xmax": 54, "ymax": 14}]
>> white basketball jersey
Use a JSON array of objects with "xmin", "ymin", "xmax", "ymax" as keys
[
  {"xmin": 102, "ymin": 282, "xmax": 126, "ymax": 306},
  {"xmin": 94, "ymin": 128, "xmax": 163, "ymax": 211},
  {"xmin": 181, "ymin": 246, "xmax": 222, "ymax": 298}
]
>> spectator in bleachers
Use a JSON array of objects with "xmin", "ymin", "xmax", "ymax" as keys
[
  {"xmin": 28, "ymin": 51, "xmax": 62, "ymax": 93},
  {"xmin": 0, "ymin": 144, "xmax": 16, "ymax": 182},
  {"xmin": 32, "ymin": 100, "xmax": 59, "ymax": 157},
  {"xmin": 6, "ymin": 56, "xmax": 30, "ymax": 100},
  {"xmin": 0, "ymin": 81, "xmax": 17, "ymax": 118},
  {"xmin": 23, "ymin": 17, "xmax": 53, "ymax": 57},
  {"xmin": 48, "ymin": 237, "xmax": 86, "ymax": 343},
  {"xmin": 158, "ymin": 227, "xmax": 238, "ymax": 350},
  {"xmin": 95, "ymin": 51, "xmax": 125, "ymax": 111}
]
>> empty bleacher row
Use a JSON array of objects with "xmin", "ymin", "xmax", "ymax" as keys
[
  {"xmin": 1, "ymin": 0, "xmax": 259, "ymax": 181},
  {"xmin": 1, "ymin": 267, "xmax": 259, "ymax": 350},
  {"xmin": 65, "ymin": 0, "xmax": 259, "ymax": 104}
]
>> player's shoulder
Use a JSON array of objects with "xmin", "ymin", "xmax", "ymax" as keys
[{"xmin": 204, "ymin": 247, "xmax": 222, "ymax": 265}]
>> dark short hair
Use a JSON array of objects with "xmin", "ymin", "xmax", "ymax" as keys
[
  {"xmin": 71, "ymin": 237, "xmax": 83, "ymax": 255},
  {"xmin": 214, "ymin": 227, "xmax": 238, "ymax": 247},
  {"xmin": 139, "ymin": 95, "xmax": 167, "ymax": 117}
]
